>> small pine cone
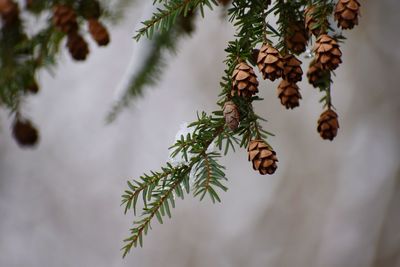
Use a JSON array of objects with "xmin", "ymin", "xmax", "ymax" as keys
[
  {"xmin": 257, "ymin": 44, "xmax": 284, "ymax": 81},
  {"xmin": 248, "ymin": 140, "xmax": 278, "ymax": 175},
  {"xmin": 26, "ymin": 78, "xmax": 39, "ymax": 94},
  {"xmin": 314, "ymin": 34, "xmax": 342, "ymax": 71},
  {"xmin": 88, "ymin": 19, "xmax": 110, "ymax": 46},
  {"xmin": 231, "ymin": 62, "xmax": 259, "ymax": 98},
  {"xmin": 305, "ymin": 6, "xmax": 320, "ymax": 36},
  {"xmin": 285, "ymin": 21, "xmax": 309, "ymax": 54},
  {"xmin": 223, "ymin": 101, "xmax": 240, "ymax": 131},
  {"xmin": 307, "ymin": 60, "xmax": 328, "ymax": 88},
  {"xmin": 0, "ymin": 0, "xmax": 19, "ymax": 26},
  {"xmin": 277, "ymin": 80, "xmax": 302, "ymax": 109},
  {"xmin": 334, "ymin": 0, "xmax": 360, "ymax": 30},
  {"xmin": 12, "ymin": 118, "xmax": 39, "ymax": 147},
  {"xmin": 53, "ymin": 4, "xmax": 78, "ymax": 34},
  {"xmin": 317, "ymin": 109, "xmax": 339, "ymax": 141},
  {"xmin": 283, "ymin": 54, "xmax": 303, "ymax": 83},
  {"xmin": 67, "ymin": 32, "xmax": 89, "ymax": 61}
]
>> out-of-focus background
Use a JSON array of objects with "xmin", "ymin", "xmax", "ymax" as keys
[{"xmin": 1, "ymin": 0, "xmax": 399, "ymax": 266}]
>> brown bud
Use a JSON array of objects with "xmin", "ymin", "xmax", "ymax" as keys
[
  {"xmin": 277, "ymin": 80, "xmax": 302, "ymax": 109},
  {"xmin": 26, "ymin": 78, "xmax": 39, "ymax": 94},
  {"xmin": 257, "ymin": 43, "xmax": 284, "ymax": 81},
  {"xmin": 317, "ymin": 109, "xmax": 339, "ymax": 141},
  {"xmin": 67, "ymin": 32, "xmax": 89, "ymax": 61},
  {"xmin": 231, "ymin": 61, "xmax": 259, "ymax": 98},
  {"xmin": 223, "ymin": 101, "xmax": 240, "ymax": 131},
  {"xmin": 248, "ymin": 140, "xmax": 278, "ymax": 175},
  {"xmin": 12, "ymin": 118, "xmax": 39, "ymax": 147},
  {"xmin": 334, "ymin": 0, "xmax": 360, "ymax": 30}
]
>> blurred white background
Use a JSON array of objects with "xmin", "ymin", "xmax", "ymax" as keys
[{"xmin": 0, "ymin": 0, "xmax": 399, "ymax": 266}]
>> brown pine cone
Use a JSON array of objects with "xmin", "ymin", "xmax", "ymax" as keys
[
  {"xmin": 12, "ymin": 118, "xmax": 39, "ymax": 147},
  {"xmin": 307, "ymin": 60, "xmax": 328, "ymax": 88},
  {"xmin": 334, "ymin": 0, "xmax": 360, "ymax": 30},
  {"xmin": 67, "ymin": 32, "xmax": 89, "ymax": 61},
  {"xmin": 257, "ymin": 44, "xmax": 284, "ymax": 81},
  {"xmin": 0, "ymin": 0, "xmax": 19, "ymax": 26},
  {"xmin": 88, "ymin": 19, "xmax": 110, "ymax": 46},
  {"xmin": 277, "ymin": 80, "xmax": 302, "ymax": 109},
  {"xmin": 313, "ymin": 34, "xmax": 342, "ymax": 71},
  {"xmin": 305, "ymin": 6, "xmax": 320, "ymax": 36},
  {"xmin": 231, "ymin": 62, "xmax": 259, "ymax": 98},
  {"xmin": 283, "ymin": 54, "xmax": 303, "ymax": 83},
  {"xmin": 285, "ymin": 21, "xmax": 309, "ymax": 54},
  {"xmin": 248, "ymin": 140, "xmax": 278, "ymax": 175},
  {"xmin": 53, "ymin": 4, "xmax": 78, "ymax": 34},
  {"xmin": 317, "ymin": 109, "xmax": 339, "ymax": 141},
  {"xmin": 26, "ymin": 78, "xmax": 39, "ymax": 94},
  {"xmin": 223, "ymin": 101, "xmax": 240, "ymax": 131}
]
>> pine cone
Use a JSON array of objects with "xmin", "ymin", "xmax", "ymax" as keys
[
  {"xmin": 313, "ymin": 34, "xmax": 342, "ymax": 71},
  {"xmin": 257, "ymin": 44, "xmax": 284, "ymax": 81},
  {"xmin": 283, "ymin": 54, "xmax": 303, "ymax": 83},
  {"xmin": 317, "ymin": 109, "xmax": 339, "ymax": 141},
  {"xmin": 26, "ymin": 78, "xmax": 39, "ymax": 94},
  {"xmin": 12, "ymin": 118, "xmax": 39, "ymax": 147},
  {"xmin": 53, "ymin": 4, "xmax": 78, "ymax": 34},
  {"xmin": 248, "ymin": 140, "xmax": 278, "ymax": 175},
  {"xmin": 223, "ymin": 101, "xmax": 240, "ymax": 131},
  {"xmin": 285, "ymin": 21, "xmax": 309, "ymax": 54},
  {"xmin": 304, "ymin": 6, "xmax": 320, "ymax": 36},
  {"xmin": 277, "ymin": 80, "xmax": 302, "ymax": 109},
  {"xmin": 231, "ymin": 62, "xmax": 259, "ymax": 98},
  {"xmin": 307, "ymin": 60, "xmax": 328, "ymax": 88},
  {"xmin": 0, "ymin": 0, "xmax": 19, "ymax": 26},
  {"xmin": 67, "ymin": 32, "xmax": 89, "ymax": 61},
  {"xmin": 334, "ymin": 0, "xmax": 360, "ymax": 30},
  {"xmin": 88, "ymin": 19, "xmax": 110, "ymax": 46}
]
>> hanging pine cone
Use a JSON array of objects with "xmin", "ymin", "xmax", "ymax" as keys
[
  {"xmin": 88, "ymin": 19, "xmax": 110, "ymax": 46},
  {"xmin": 304, "ymin": 6, "xmax": 320, "ymax": 36},
  {"xmin": 257, "ymin": 44, "xmax": 284, "ymax": 81},
  {"xmin": 53, "ymin": 4, "xmax": 78, "ymax": 34},
  {"xmin": 12, "ymin": 118, "xmax": 39, "ymax": 147},
  {"xmin": 223, "ymin": 101, "xmax": 240, "ymax": 131},
  {"xmin": 283, "ymin": 54, "xmax": 303, "ymax": 83},
  {"xmin": 231, "ymin": 61, "xmax": 259, "ymax": 98},
  {"xmin": 334, "ymin": 0, "xmax": 360, "ymax": 30},
  {"xmin": 307, "ymin": 60, "xmax": 329, "ymax": 88},
  {"xmin": 317, "ymin": 109, "xmax": 339, "ymax": 141},
  {"xmin": 314, "ymin": 34, "xmax": 342, "ymax": 71},
  {"xmin": 0, "ymin": 0, "xmax": 19, "ymax": 26},
  {"xmin": 277, "ymin": 80, "xmax": 302, "ymax": 109},
  {"xmin": 285, "ymin": 21, "xmax": 309, "ymax": 54},
  {"xmin": 217, "ymin": 0, "xmax": 231, "ymax": 6},
  {"xmin": 248, "ymin": 140, "xmax": 278, "ymax": 175},
  {"xmin": 26, "ymin": 78, "xmax": 39, "ymax": 94},
  {"xmin": 66, "ymin": 32, "xmax": 89, "ymax": 61}
]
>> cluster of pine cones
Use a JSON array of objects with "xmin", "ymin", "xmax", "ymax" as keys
[
  {"xmin": 0, "ymin": 0, "xmax": 111, "ymax": 148},
  {"xmin": 223, "ymin": 0, "xmax": 360, "ymax": 175},
  {"xmin": 52, "ymin": 1, "xmax": 110, "ymax": 61}
]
